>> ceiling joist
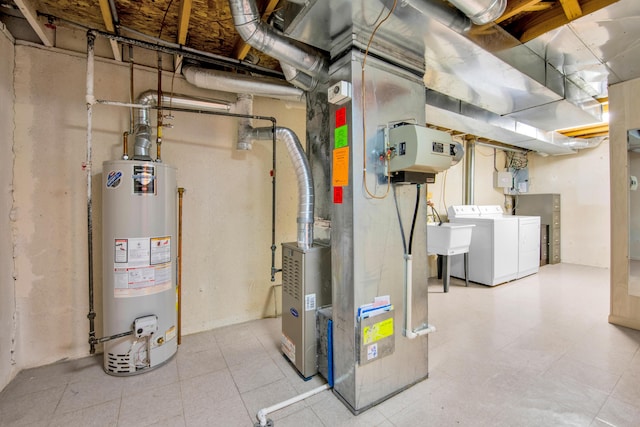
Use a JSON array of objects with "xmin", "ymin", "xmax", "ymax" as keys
[
  {"xmin": 97, "ymin": 0, "xmax": 121, "ymax": 61},
  {"xmin": 559, "ymin": 0, "xmax": 584, "ymax": 20},
  {"xmin": 174, "ymin": 0, "xmax": 193, "ymax": 72},
  {"xmin": 13, "ymin": 0, "xmax": 54, "ymax": 47},
  {"xmin": 514, "ymin": 0, "xmax": 621, "ymax": 43}
]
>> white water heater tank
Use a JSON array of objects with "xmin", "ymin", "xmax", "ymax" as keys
[{"xmin": 102, "ymin": 160, "xmax": 178, "ymax": 375}]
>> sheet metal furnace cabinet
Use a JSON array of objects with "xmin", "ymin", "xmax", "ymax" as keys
[
  {"xmin": 329, "ymin": 51, "xmax": 430, "ymax": 414},
  {"xmin": 281, "ymin": 242, "xmax": 331, "ymax": 378}
]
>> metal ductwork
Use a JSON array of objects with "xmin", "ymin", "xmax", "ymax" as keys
[
  {"xmin": 280, "ymin": 61, "xmax": 318, "ymax": 91},
  {"xmin": 280, "ymin": 0, "xmax": 605, "ymax": 155},
  {"xmin": 445, "ymin": 0, "xmax": 507, "ymax": 25},
  {"xmin": 397, "ymin": 0, "xmax": 471, "ymax": 33},
  {"xmin": 228, "ymin": 0, "xmax": 327, "ymax": 82},
  {"xmin": 182, "ymin": 64, "xmax": 305, "ymax": 103},
  {"xmin": 425, "ymin": 88, "xmax": 605, "ymax": 155},
  {"xmin": 133, "ymin": 90, "xmax": 231, "ymax": 160},
  {"xmin": 251, "ymin": 126, "xmax": 314, "ymax": 251}
]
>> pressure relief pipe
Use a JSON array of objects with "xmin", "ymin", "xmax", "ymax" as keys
[{"xmin": 250, "ymin": 126, "xmax": 314, "ymax": 251}]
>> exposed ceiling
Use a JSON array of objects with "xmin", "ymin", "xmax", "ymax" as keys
[
  {"xmin": 0, "ymin": 1, "xmax": 622, "ymax": 75},
  {"xmin": 1, "ymin": 0, "xmax": 638, "ymax": 152}
]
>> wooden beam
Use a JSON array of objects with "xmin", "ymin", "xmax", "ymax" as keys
[
  {"xmin": 173, "ymin": 1, "xmax": 193, "ymax": 74},
  {"xmin": 515, "ymin": 0, "xmax": 620, "ymax": 43},
  {"xmin": 98, "ymin": 0, "xmax": 122, "ymax": 61},
  {"xmin": 559, "ymin": 124, "xmax": 609, "ymax": 137},
  {"xmin": 496, "ymin": 0, "xmax": 544, "ymax": 24},
  {"xmin": 559, "ymin": 0, "xmax": 583, "ymax": 20},
  {"xmin": 177, "ymin": 0, "xmax": 193, "ymax": 45},
  {"xmin": 13, "ymin": 0, "xmax": 54, "ymax": 47},
  {"xmin": 232, "ymin": 0, "xmax": 280, "ymax": 60},
  {"xmin": 473, "ymin": 1, "xmax": 545, "ymax": 33}
]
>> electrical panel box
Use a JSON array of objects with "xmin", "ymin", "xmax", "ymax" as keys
[
  {"xmin": 388, "ymin": 124, "xmax": 463, "ymax": 174},
  {"xmin": 494, "ymin": 171, "xmax": 512, "ymax": 188},
  {"xmin": 281, "ymin": 243, "xmax": 331, "ymax": 379}
]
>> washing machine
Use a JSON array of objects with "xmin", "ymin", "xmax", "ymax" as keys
[
  {"xmin": 478, "ymin": 206, "xmax": 540, "ymax": 279},
  {"xmin": 448, "ymin": 205, "xmax": 519, "ymax": 286}
]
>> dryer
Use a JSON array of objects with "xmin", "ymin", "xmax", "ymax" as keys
[
  {"xmin": 448, "ymin": 205, "xmax": 519, "ymax": 286},
  {"xmin": 478, "ymin": 206, "xmax": 540, "ymax": 279}
]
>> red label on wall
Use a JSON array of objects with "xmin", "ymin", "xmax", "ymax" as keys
[
  {"xmin": 333, "ymin": 186, "xmax": 343, "ymax": 204},
  {"xmin": 335, "ymin": 107, "xmax": 347, "ymax": 128}
]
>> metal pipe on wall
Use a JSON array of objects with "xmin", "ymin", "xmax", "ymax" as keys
[
  {"xmin": 85, "ymin": 30, "xmax": 97, "ymax": 355},
  {"xmin": 464, "ymin": 137, "xmax": 475, "ymax": 205},
  {"xmin": 177, "ymin": 187, "xmax": 185, "ymax": 345},
  {"xmin": 251, "ymin": 126, "xmax": 314, "ymax": 251},
  {"xmin": 181, "ymin": 65, "xmax": 305, "ymax": 103},
  {"xmin": 133, "ymin": 91, "xmax": 231, "ymax": 160}
]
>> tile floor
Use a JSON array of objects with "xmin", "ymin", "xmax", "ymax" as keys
[{"xmin": 2, "ymin": 263, "xmax": 640, "ymax": 426}]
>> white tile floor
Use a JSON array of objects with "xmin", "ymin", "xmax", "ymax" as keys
[{"xmin": 2, "ymin": 263, "xmax": 640, "ymax": 426}]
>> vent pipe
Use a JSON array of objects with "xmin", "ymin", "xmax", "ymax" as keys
[
  {"xmin": 251, "ymin": 126, "xmax": 314, "ymax": 251},
  {"xmin": 446, "ymin": 0, "xmax": 507, "ymax": 25},
  {"xmin": 133, "ymin": 90, "xmax": 231, "ymax": 160},
  {"xmin": 182, "ymin": 64, "xmax": 305, "ymax": 102},
  {"xmin": 227, "ymin": 0, "xmax": 327, "ymax": 83},
  {"xmin": 398, "ymin": 0, "xmax": 471, "ymax": 33}
]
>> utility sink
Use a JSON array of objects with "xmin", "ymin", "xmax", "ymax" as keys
[{"xmin": 427, "ymin": 223, "xmax": 475, "ymax": 256}]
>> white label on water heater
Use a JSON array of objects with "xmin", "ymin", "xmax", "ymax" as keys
[{"xmin": 113, "ymin": 236, "xmax": 172, "ymax": 298}]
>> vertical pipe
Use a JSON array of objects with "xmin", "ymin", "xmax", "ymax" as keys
[
  {"xmin": 270, "ymin": 120, "xmax": 278, "ymax": 281},
  {"xmin": 156, "ymin": 53, "xmax": 163, "ymax": 162},
  {"xmin": 177, "ymin": 187, "xmax": 185, "ymax": 345},
  {"xmin": 122, "ymin": 131, "xmax": 129, "ymax": 160},
  {"xmin": 464, "ymin": 137, "xmax": 475, "ymax": 205},
  {"xmin": 85, "ymin": 31, "xmax": 97, "ymax": 355},
  {"xmin": 128, "ymin": 44, "xmax": 134, "ymax": 134}
]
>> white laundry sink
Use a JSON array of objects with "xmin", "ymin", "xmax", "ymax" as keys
[{"xmin": 427, "ymin": 223, "xmax": 475, "ymax": 256}]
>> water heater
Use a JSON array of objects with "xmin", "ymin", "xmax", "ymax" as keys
[{"xmin": 102, "ymin": 159, "xmax": 178, "ymax": 375}]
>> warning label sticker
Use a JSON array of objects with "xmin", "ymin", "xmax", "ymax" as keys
[
  {"xmin": 133, "ymin": 165, "xmax": 156, "ymax": 195},
  {"xmin": 363, "ymin": 318, "xmax": 394, "ymax": 345},
  {"xmin": 113, "ymin": 236, "xmax": 172, "ymax": 298},
  {"xmin": 150, "ymin": 237, "xmax": 171, "ymax": 265},
  {"xmin": 332, "ymin": 146, "xmax": 349, "ymax": 187}
]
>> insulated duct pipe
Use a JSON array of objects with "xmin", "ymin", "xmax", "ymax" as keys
[
  {"xmin": 227, "ymin": 0, "xmax": 327, "ymax": 80},
  {"xmin": 446, "ymin": 0, "xmax": 507, "ymax": 25},
  {"xmin": 251, "ymin": 126, "xmax": 314, "ymax": 251},
  {"xmin": 398, "ymin": 0, "xmax": 471, "ymax": 33},
  {"xmin": 182, "ymin": 65, "xmax": 305, "ymax": 103},
  {"xmin": 133, "ymin": 90, "xmax": 231, "ymax": 160},
  {"xmin": 280, "ymin": 62, "xmax": 318, "ymax": 92}
]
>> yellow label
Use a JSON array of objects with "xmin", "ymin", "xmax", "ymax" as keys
[
  {"xmin": 332, "ymin": 146, "xmax": 349, "ymax": 187},
  {"xmin": 363, "ymin": 318, "xmax": 393, "ymax": 345}
]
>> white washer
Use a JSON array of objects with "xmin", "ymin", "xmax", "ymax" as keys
[
  {"xmin": 478, "ymin": 206, "xmax": 540, "ymax": 279},
  {"xmin": 448, "ymin": 205, "xmax": 519, "ymax": 286}
]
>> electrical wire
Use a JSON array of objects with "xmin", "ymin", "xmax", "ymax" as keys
[
  {"xmin": 408, "ymin": 185, "xmax": 420, "ymax": 255},
  {"xmin": 393, "ymin": 184, "xmax": 421, "ymax": 256},
  {"xmin": 361, "ymin": 0, "xmax": 398, "ymax": 199}
]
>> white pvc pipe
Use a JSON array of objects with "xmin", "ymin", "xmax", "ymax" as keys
[
  {"xmin": 403, "ymin": 255, "xmax": 436, "ymax": 339},
  {"xmin": 256, "ymin": 383, "xmax": 330, "ymax": 426}
]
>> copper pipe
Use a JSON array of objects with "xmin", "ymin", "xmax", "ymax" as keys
[
  {"xmin": 177, "ymin": 187, "xmax": 185, "ymax": 345},
  {"xmin": 156, "ymin": 52, "xmax": 163, "ymax": 162},
  {"xmin": 122, "ymin": 131, "xmax": 129, "ymax": 160}
]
